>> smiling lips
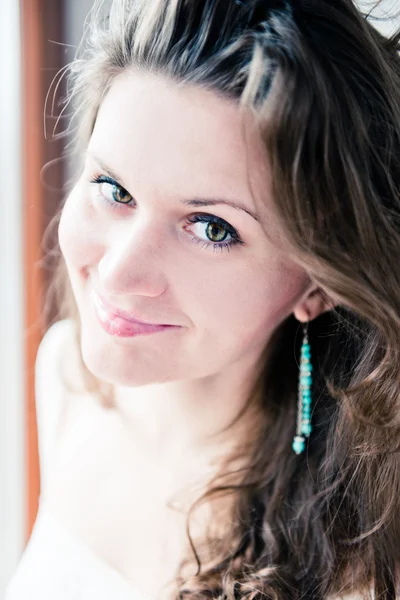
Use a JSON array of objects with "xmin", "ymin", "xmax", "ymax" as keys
[{"xmin": 91, "ymin": 289, "xmax": 179, "ymax": 337}]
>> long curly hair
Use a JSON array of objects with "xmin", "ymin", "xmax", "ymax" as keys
[{"xmin": 46, "ymin": 0, "xmax": 400, "ymax": 598}]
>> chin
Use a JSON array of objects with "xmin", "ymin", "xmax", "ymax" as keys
[{"xmin": 78, "ymin": 325, "xmax": 180, "ymax": 389}]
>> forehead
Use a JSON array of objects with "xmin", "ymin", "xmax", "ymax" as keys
[{"xmin": 88, "ymin": 70, "xmax": 279, "ymax": 234}]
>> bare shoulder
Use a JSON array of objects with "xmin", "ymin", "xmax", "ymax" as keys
[
  {"xmin": 36, "ymin": 319, "xmax": 118, "ymax": 496},
  {"xmin": 35, "ymin": 319, "xmax": 104, "ymax": 487},
  {"xmin": 36, "ymin": 318, "xmax": 75, "ymax": 361},
  {"xmin": 36, "ymin": 317, "xmax": 103, "ymax": 407},
  {"xmin": 35, "ymin": 318, "xmax": 78, "ymax": 415},
  {"xmin": 35, "ymin": 319, "xmax": 78, "ymax": 490}
]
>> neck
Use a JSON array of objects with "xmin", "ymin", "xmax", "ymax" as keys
[{"xmin": 111, "ymin": 355, "xmax": 265, "ymax": 470}]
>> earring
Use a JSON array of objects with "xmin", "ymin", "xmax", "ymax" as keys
[{"xmin": 292, "ymin": 320, "xmax": 313, "ymax": 455}]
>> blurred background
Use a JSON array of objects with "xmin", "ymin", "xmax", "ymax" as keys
[{"xmin": 0, "ymin": 0, "xmax": 399, "ymax": 595}]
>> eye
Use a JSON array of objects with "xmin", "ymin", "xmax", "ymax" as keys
[
  {"xmin": 184, "ymin": 214, "xmax": 244, "ymax": 253},
  {"xmin": 88, "ymin": 172, "xmax": 245, "ymax": 254},
  {"xmin": 90, "ymin": 174, "xmax": 133, "ymax": 206}
]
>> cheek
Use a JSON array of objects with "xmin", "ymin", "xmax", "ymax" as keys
[
  {"xmin": 58, "ymin": 185, "xmax": 103, "ymax": 271},
  {"xmin": 192, "ymin": 258, "xmax": 307, "ymax": 345}
]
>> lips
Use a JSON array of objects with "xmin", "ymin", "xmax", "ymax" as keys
[
  {"xmin": 91, "ymin": 288, "xmax": 178, "ymax": 338},
  {"xmin": 93, "ymin": 289, "xmax": 170, "ymax": 326}
]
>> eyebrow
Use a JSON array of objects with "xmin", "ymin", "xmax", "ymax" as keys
[{"xmin": 86, "ymin": 151, "xmax": 260, "ymax": 223}]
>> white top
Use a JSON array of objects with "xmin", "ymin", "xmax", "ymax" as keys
[
  {"xmin": 4, "ymin": 319, "xmax": 376, "ymax": 600},
  {"xmin": 4, "ymin": 502, "xmax": 149, "ymax": 600}
]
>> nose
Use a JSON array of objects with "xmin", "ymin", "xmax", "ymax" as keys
[{"xmin": 97, "ymin": 222, "xmax": 168, "ymax": 297}]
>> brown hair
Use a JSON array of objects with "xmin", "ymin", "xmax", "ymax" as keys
[{"xmin": 46, "ymin": 0, "xmax": 400, "ymax": 598}]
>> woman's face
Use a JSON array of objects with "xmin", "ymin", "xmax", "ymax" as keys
[{"xmin": 59, "ymin": 70, "xmax": 312, "ymax": 388}]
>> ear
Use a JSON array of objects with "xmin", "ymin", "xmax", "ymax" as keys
[{"xmin": 293, "ymin": 285, "xmax": 337, "ymax": 323}]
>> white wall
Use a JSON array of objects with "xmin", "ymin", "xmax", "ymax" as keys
[
  {"xmin": 358, "ymin": 0, "xmax": 400, "ymax": 35},
  {"xmin": 0, "ymin": 0, "xmax": 26, "ymax": 597}
]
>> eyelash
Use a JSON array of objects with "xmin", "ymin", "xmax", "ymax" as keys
[{"xmin": 89, "ymin": 174, "xmax": 244, "ymax": 254}]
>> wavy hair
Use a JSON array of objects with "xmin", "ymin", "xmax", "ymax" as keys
[{"xmin": 46, "ymin": 0, "xmax": 400, "ymax": 598}]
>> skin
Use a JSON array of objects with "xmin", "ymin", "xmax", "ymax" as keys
[{"xmin": 58, "ymin": 69, "xmax": 332, "ymax": 465}]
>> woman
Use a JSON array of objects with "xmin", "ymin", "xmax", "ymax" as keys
[{"xmin": 6, "ymin": 0, "xmax": 400, "ymax": 599}]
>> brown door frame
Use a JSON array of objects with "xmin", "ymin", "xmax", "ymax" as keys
[{"xmin": 20, "ymin": 0, "xmax": 65, "ymax": 541}]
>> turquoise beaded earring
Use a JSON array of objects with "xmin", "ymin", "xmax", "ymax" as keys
[{"xmin": 292, "ymin": 320, "xmax": 313, "ymax": 455}]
